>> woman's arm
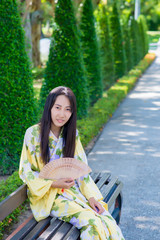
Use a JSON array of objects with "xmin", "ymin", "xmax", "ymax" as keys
[
  {"xmin": 51, "ymin": 178, "xmax": 75, "ymax": 189},
  {"xmin": 75, "ymin": 135, "xmax": 103, "ymax": 201},
  {"xmin": 19, "ymin": 126, "xmax": 54, "ymax": 199},
  {"xmin": 88, "ymin": 197, "xmax": 105, "ymax": 214}
]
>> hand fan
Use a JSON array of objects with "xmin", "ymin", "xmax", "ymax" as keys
[{"xmin": 39, "ymin": 157, "xmax": 92, "ymax": 180}]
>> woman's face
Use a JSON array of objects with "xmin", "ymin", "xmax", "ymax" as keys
[{"xmin": 51, "ymin": 95, "xmax": 72, "ymax": 130}]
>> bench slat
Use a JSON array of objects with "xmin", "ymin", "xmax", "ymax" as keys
[
  {"xmin": 23, "ymin": 217, "xmax": 52, "ymax": 240},
  {"xmin": 51, "ymin": 222, "xmax": 73, "ymax": 240},
  {"xmin": 100, "ymin": 176, "xmax": 118, "ymax": 199},
  {"xmin": 96, "ymin": 172, "xmax": 111, "ymax": 189},
  {"xmin": 37, "ymin": 218, "xmax": 63, "ymax": 240},
  {"xmin": 63, "ymin": 226, "xmax": 80, "ymax": 240},
  {"xmin": 0, "ymin": 184, "xmax": 27, "ymax": 221},
  {"xmin": 90, "ymin": 172, "xmax": 101, "ymax": 182},
  {"xmin": 9, "ymin": 215, "xmax": 37, "ymax": 240}
]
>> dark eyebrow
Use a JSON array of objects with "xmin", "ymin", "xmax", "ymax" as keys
[
  {"xmin": 55, "ymin": 104, "xmax": 71, "ymax": 108},
  {"xmin": 55, "ymin": 104, "xmax": 61, "ymax": 106}
]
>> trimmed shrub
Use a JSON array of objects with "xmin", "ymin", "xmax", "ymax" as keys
[
  {"xmin": 40, "ymin": 0, "xmax": 89, "ymax": 118},
  {"xmin": 95, "ymin": 3, "xmax": 115, "ymax": 89},
  {"xmin": 0, "ymin": 0, "xmax": 37, "ymax": 174},
  {"xmin": 122, "ymin": 21, "xmax": 134, "ymax": 72},
  {"xmin": 109, "ymin": 1, "xmax": 127, "ymax": 79},
  {"xmin": 80, "ymin": 0, "xmax": 103, "ymax": 104},
  {"xmin": 138, "ymin": 15, "xmax": 149, "ymax": 57},
  {"xmin": 130, "ymin": 17, "xmax": 142, "ymax": 65}
]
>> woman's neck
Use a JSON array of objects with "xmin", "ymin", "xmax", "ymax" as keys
[{"xmin": 51, "ymin": 125, "xmax": 61, "ymax": 138}]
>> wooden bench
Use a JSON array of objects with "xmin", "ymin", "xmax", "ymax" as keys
[{"xmin": 0, "ymin": 172, "xmax": 123, "ymax": 240}]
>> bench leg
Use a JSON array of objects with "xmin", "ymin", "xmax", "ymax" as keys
[{"xmin": 111, "ymin": 192, "xmax": 122, "ymax": 225}]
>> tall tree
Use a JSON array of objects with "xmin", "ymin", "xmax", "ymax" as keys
[
  {"xmin": 40, "ymin": 0, "xmax": 89, "ymax": 118},
  {"xmin": 80, "ymin": 0, "xmax": 103, "ymax": 104},
  {"xmin": 0, "ymin": 0, "xmax": 37, "ymax": 174}
]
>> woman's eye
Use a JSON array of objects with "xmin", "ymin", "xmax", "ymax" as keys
[
  {"xmin": 67, "ymin": 108, "xmax": 71, "ymax": 111},
  {"xmin": 56, "ymin": 106, "xmax": 60, "ymax": 109}
]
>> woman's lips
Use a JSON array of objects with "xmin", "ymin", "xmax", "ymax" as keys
[{"xmin": 57, "ymin": 119, "xmax": 64, "ymax": 123}]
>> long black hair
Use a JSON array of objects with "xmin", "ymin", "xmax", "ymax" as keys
[{"xmin": 40, "ymin": 86, "xmax": 77, "ymax": 164}]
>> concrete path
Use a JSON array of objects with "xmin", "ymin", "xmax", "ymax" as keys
[{"xmin": 88, "ymin": 51, "xmax": 160, "ymax": 239}]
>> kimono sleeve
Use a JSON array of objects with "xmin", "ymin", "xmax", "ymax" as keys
[
  {"xmin": 19, "ymin": 126, "xmax": 58, "ymax": 221},
  {"xmin": 75, "ymin": 135, "xmax": 103, "ymax": 201}
]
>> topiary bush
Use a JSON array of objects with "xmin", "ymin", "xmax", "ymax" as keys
[
  {"xmin": 130, "ymin": 17, "xmax": 142, "ymax": 66},
  {"xmin": 138, "ymin": 15, "xmax": 149, "ymax": 57},
  {"xmin": 80, "ymin": 0, "xmax": 103, "ymax": 104},
  {"xmin": 40, "ymin": 0, "xmax": 89, "ymax": 118},
  {"xmin": 95, "ymin": 3, "xmax": 115, "ymax": 89},
  {"xmin": 0, "ymin": 0, "xmax": 37, "ymax": 174},
  {"xmin": 122, "ymin": 20, "xmax": 134, "ymax": 72},
  {"xmin": 109, "ymin": 0, "xmax": 127, "ymax": 80}
]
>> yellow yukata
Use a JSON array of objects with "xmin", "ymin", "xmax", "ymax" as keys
[{"xmin": 19, "ymin": 124, "xmax": 125, "ymax": 240}]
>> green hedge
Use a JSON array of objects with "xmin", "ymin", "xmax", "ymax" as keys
[
  {"xmin": 0, "ymin": 0, "xmax": 37, "ymax": 175},
  {"xmin": 40, "ymin": 0, "xmax": 89, "ymax": 118},
  {"xmin": 0, "ymin": 52, "xmax": 156, "ymax": 240},
  {"xmin": 80, "ymin": 0, "xmax": 103, "ymax": 104},
  {"xmin": 95, "ymin": 3, "xmax": 115, "ymax": 89},
  {"xmin": 109, "ymin": 1, "xmax": 127, "ymax": 79},
  {"xmin": 138, "ymin": 15, "xmax": 149, "ymax": 57},
  {"xmin": 130, "ymin": 17, "xmax": 141, "ymax": 66},
  {"xmin": 122, "ymin": 21, "xmax": 134, "ymax": 72}
]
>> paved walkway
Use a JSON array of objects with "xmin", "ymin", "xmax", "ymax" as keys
[{"xmin": 88, "ymin": 50, "xmax": 160, "ymax": 239}]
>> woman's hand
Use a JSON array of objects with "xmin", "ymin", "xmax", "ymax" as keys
[
  {"xmin": 51, "ymin": 178, "xmax": 75, "ymax": 189},
  {"xmin": 88, "ymin": 197, "xmax": 105, "ymax": 214}
]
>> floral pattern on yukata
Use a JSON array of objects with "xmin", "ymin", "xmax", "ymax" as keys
[{"xmin": 19, "ymin": 124, "xmax": 125, "ymax": 239}]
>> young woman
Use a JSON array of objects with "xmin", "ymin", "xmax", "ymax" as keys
[{"xmin": 19, "ymin": 86, "xmax": 125, "ymax": 240}]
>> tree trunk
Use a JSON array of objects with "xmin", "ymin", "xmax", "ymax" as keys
[
  {"xmin": 31, "ymin": 0, "xmax": 41, "ymax": 67},
  {"xmin": 23, "ymin": 13, "xmax": 32, "ymax": 63},
  {"xmin": 18, "ymin": 0, "xmax": 32, "ymax": 63},
  {"xmin": 47, "ymin": 0, "xmax": 55, "ymax": 18}
]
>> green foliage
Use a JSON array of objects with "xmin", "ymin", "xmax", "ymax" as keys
[
  {"xmin": 0, "ymin": 0, "xmax": 37, "ymax": 174},
  {"xmin": 32, "ymin": 67, "xmax": 45, "ymax": 80},
  {"xmin": 0, "ymin": 171, "xmax": 23, "ymax": 201},
  {"xmin": 109, "ymin": 1, "xmax": 127, "ymax": 79},
  {"xmin": 80, "ymin": 0, "xmax": 103, "ymax": 104},
  {"xmin": 122, "ymin": 21, "xmax": 134, "ymax": 72},
  {"xmin": 95, "ymin": 3, "xmax": 115, "ymax": 89},
  {"xmin": 0, "ymin": 172, "xmax": 28, "ymax": 239},
  {"xmin": 40, "ymin": 0, "xmax": 89, "ymax": 118},
  {"xmin": 107, "ymin": 0, "xmax": 160, "ymax": 31},
  {"xmin": 143, "ymin": 1, "xmax": 160, "ymax": 30},
  {"xmin": 138, "ymin": 15, "xmax": 149, "ymax": 57},
  {"xmin": 130, "ymin": 17, "xmax": 141, "ymax": 65}
]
